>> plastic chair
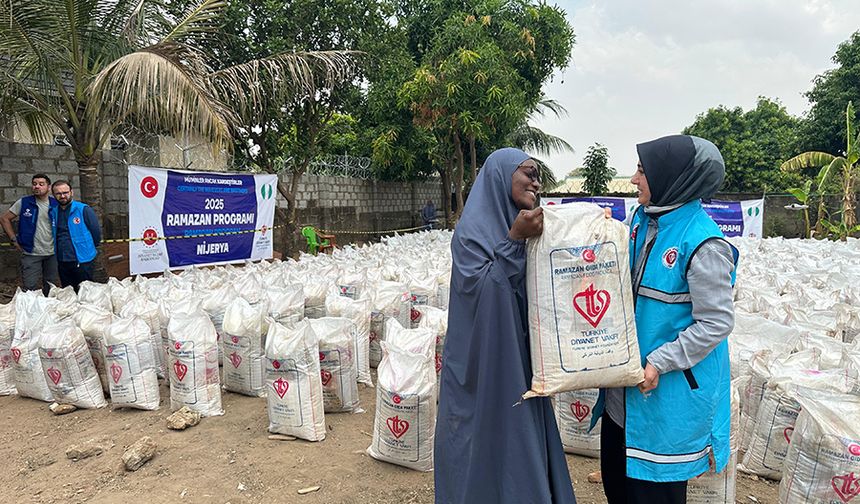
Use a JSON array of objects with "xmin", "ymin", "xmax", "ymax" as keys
[{"xmin": 301, "ymin": 226, "xmax": 334, "ymax": 255}]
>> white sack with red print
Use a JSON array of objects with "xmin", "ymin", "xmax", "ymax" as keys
[
  {"xmin": 38, "ymin": 318, "xmax": 106, "ymax": 409},
  {"xmin": 525, "ymin": 203, "xmax": 643, "ymax": 397},
  {"xmin": 221, "ymin": 297, "xmax": 266, "ymax": 397},
  {"xmin": 104, "ymin": 316, "xmax": 160, "ymax": 410},
  {"xmin": 167, "ymin": 310, "xmax": 223, "ymax": 416},
  {"xmin": 325, "ymin": 294, "xmax": 373, "ymax": 386},
  {"xmin": 553, "ymin": 389, "xmax": 601, "ymax": 458},
  {"xmin": 308, "ymin": 317, "xmax": 360, "ymax": 413}
]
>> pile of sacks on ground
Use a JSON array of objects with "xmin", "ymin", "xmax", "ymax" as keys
[
  {"xmin": 537, "ymin": 236, "xmax": 860, "ymax": 504},
  {"xmin": 0, "ymin": 230, "xmax": 452, "ymax": 472}
]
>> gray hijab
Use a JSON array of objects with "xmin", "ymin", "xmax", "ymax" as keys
[{"xmin": 636, "ymin": 135, "xmax": 725, "ymax": 207}]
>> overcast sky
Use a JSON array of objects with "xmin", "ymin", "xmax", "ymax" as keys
[{"xmin": 533, "ymin": 0, "xmax": 860, "ymax": 180}]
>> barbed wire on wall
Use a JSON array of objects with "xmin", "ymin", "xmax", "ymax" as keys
[{"xmin": 307, "ymin": 154, "xmax": 373, "ymax": 179}]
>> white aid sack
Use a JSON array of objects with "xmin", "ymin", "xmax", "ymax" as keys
[
  {"xmin": 369, "ymin": 281, "xmax": 411, "ymax": 367},
  {"xmin": 415, "ymin": 305, "xmax": 448, "ymax": 388},
  {"xmin": 167, "ymin": 310, "xmax": 223, "ymax": 416},
  {"xmin": 367, "ymin": 335, "xmax": 437, "ymax": 472},
  {"xmin": 308, "ymin": 317, "xmax": 360, "ymax": 412},
  {"xmin": 266, "ymin": 285, "xmax": 305, "ymax": 325},
  {"xmin": 740, "ymin": 369, "xmax": 860, "ymax": 481},
  {"xmin": 38, "ymin": 319, "xmax": 107, "ymax": 409},
  {"xmin": 302, "ymin": 277, "xmax": 329, "ymax": 319},
  {"xmin": 104, "ymin": 317, "xmax": 160, "ymax": 410},
  {"xmin": 265, "ymin": 319, "xmax": 326, "ymax": 441},
  {"xmin": 778, "ymin": 392, "xmax": 860, "ymax": 504},
  {"xmin": 337, "ymin": 268, "xmax": 367, "ymax": 300},
  {"xmin": 553, "ymin": 389, "xmax": 601, "ymax": 458},
  {"xmin": 74, "ymin": 304, "xmax": 114, "ymax": 392},
  {"xmin": 11, "ymin": 293, "xmax": 58, "ymax": 402},
  {"xmin": 687, "ymin": 380, "xmax": 741, "ymax": 504},
  {"xmin": 525, "ymin": 203, "xmax": 643, "ymax": 397},
  {"xmin": 78, "ymin": 281, "xmax": 112, "ymax": 312},
  {"xmin": 48, "ymin": 284, "xmax": 77, "ymax": 303},
  {"xmin": 221, "ymin": 297, "xmax": 266, "ymax": 397},
  {"xmin": 404, "ymin": 273, "xmax": 438, "ymax": 327},
  {"xmin": 0, "ymin": 321, "xmax": 16, "ymax": 396},
  {"xmin": 325, "ymin": 294, "xmax": 373, "ymax": 386},
  {"xmin": 119, "ymin": 296, "xmax": 166, "ymax": 379}
]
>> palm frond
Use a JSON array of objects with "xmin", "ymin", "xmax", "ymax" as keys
[
  {"xmin": 533, "ymin": 97, "xmax": 568, "ymax": 119},
  {"xmin": 0, "ymin": 96, "xmax": 58, "ymax": 143},
  {"xmin": 210, "ymin": 50, "xmax": 360, "ymax": 120},
  {"xmin": 532, "ymin": 157, "xmax": 559, "ymax": 191},
  {"xmin": 87, "ymin": 43, "xmax": 235, "ymax": 152},
  {"xmin": 781, "ymin": 151, "xmax": 837, "ymax": 172},
  {"xmin": 506, "ymin": 123, "xmax": 573, "ymax": 157},
  {"xmin": 816, "ymin": 157, "xmax": 847, "ymax": 191},
  {"xmin": 160, "ymin": 0, "xmax": 227, "ymax": 44}
]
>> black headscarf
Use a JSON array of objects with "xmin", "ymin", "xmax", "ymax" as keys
[{"xmin": 636, "ymin": 135, "xmax": 725, "ymax": 207}]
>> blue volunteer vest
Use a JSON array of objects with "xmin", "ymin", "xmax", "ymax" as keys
[
  {"xmin": 623, "ymin": 200, "xmax": 738, "ymax": 482},
  {"xmin": 17, "ymin": 196, "xmax": 58, "ymax": 253},
  {"xmin": 50, "ymin": 201, "xmax": 98, "ymax": 263}
]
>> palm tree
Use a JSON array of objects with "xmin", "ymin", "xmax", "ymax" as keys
[
  {"xmin": 781, "ymin": 102, "xmax": 860, "ymax": 238},
  {"xmin": 0, "ymin": 0, "xmax": 355, "ymax": 219},
  {"xmin": 506, "ymin": 97, "xmax": 573, "ymax": 191}
]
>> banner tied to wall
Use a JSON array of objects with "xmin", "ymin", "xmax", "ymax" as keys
[
  {"xmin": 540, "ymin": 197, "xmax": 764, "ymax": 238},
  {"xmin": 129, "ymin": 165, "xmax": 277, "ymax": 275}
]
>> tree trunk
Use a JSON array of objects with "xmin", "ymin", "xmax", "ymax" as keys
[
  {"xmin": 453, "ymin": 131, "xmax": 465, "ymax": 222},
  {"xmin": 842, "ymin": 167, "xmax": 856, "ymax": 233},
  {"xmin": 468, "ymin": 134, "xmax": 477, "ymax": 185},
  {"xmin": 77, "ymin": 156, "xmax": 108, "ymax": 282},
  {"xmin": 440, "ymin": 162, "xmax": 452, "ymax": 228}
]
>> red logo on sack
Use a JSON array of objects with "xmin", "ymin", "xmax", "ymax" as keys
[
  {"xmin": 411, "ymin": 308, "xmax": 421, "ymax": 323},
  {"xmin": 319, "ymin": 352, "xmax": 325, "ymax": 361},
  {"xmin": 272, "ymin": 360, "xmax": 281, "ymax": 370},
  {"xmin": 46, "ymin": 367, "xmax": 62, "ymax": 385},
  {"xmin": 570, "ymin": 401, "xmax": 591, "ymax": 423},
  {"xmin": 229, "ymin": 352, "xmax": 242, "ymax": 369},
  {"xmin": 582, "ymin": 249, "xmax": 596, "ymax": 263},
  {"xmin": 784, "ymin": 427, "xmax": 794, "ymax": 443},
  {"xmin": 46, "ymin": 350, "xmax": 53, "ymax": 357},
  {"xmin": 320, "ymin": 369, "xmax": 333, "ymax": 386},
  {"xmin": 849, "ymin": 444, "xmax": 860, "ymax": 457},
  {"xmin": 662, "ymin": 247, "xmax": 679, "ymax": 269},
  {"xmin": 831, "ymin": 472, "xmax": 860, "ymax": 503},
  {"xmin": 435, "ymin": 354, "xmax": 443, "ymax": 374},
  {"xmin": 110, "ymin": 363, "xmax": 123, "ymax": 384},
  {"xmin": 231, "ymin": 335, "xmax": 239, "ymax": 344},
  {"xmin": 392, "ymin": 394, "xmax": 401, "ymax": 404},
  {"xmin": 272, "ymin": 378, "xmax": 289, "ymax": 398},
  {"xmin": 10, "ymin": 348, "xmax": 20, "ymax": 363},
  {"xmin": 386, "ymin": 415, "xmax": 410, "ymax": 439},
  {"xmin": 174, "ymin": 342, "xmax": 181, "ymax": 350},
  {"xmin": 573, "ymin": 284, "xmax": 611, "ymax": 328},
  {"xmin": 174, "ymin": 361, "xmax": 188, "ymax": 381},
  {"xmin": 141, "ymin": 176, "xmax": 159, "ymax": 198}
]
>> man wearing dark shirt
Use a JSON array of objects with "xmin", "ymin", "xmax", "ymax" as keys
[{"xmin": 50, "ymin": 180, "xmax": 101, "ymax": 292}]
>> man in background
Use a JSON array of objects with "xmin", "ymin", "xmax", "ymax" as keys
[
  {"xmin": 50, "ymin": 180, "xmax": 101, "ymax": 292},
  {"xmin": 0, "ymin": 174, "xmax": 59, "ymax": 295},
  {"xmin": 421, "ymin": 199, "xmax": 437, "ymax": 230}
]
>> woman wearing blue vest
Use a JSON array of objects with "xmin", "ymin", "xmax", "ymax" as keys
[{"xmin": 598, "ymin": 135, "xmax": 738, "ymax": 504}]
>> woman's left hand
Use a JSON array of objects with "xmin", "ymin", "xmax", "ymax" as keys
[{"xmin": 638, "ymin": 363, "xmax": 659, "ymax": 395}]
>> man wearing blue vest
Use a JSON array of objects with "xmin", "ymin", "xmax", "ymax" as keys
[
  {"xmin": 597, "ymin": 135, "xmax": 737, "ymax": 504},
  {"xmin": 50, "ymin": 180, "xmax": 101, "ymax": 292},
  {"xmin": 0, "ymin": 173, "xmax": 59, "ymax": 295}
]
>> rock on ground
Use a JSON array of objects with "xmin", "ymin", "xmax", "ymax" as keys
[
  {"xmin": 166, "ymin": 406, "xmax": 201, "ymax": 431},
  {"xmin": 123, "ymin": 436, "xmax": 157, "ymax": 471},
  {"xmin": 49, "ymin": 403, "xmax": 77, "ymax": 415},
  {"xmin": 65, "ymin": 437, "xmax": 114, "ymax": 461}
]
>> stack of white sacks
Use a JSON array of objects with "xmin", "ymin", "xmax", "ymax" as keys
[
  {"xmin": 3, "ymin": 232, "xmax": 857, "ymax": 486},
  {"xmin": 0, "ymin": 230, "xmax": 453, "ymax": 471}
]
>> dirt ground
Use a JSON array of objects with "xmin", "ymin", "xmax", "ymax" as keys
[{"xmin": 0, "ymin": 377, "xmax": 779, "ymax": 504}]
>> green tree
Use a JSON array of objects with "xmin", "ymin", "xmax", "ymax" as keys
[
  {"xmin": 799, "ymin": 31, "xmax": 860, "ymax": 156},
  {"xmin": 505, "ymin": 97, "xmax": 572, "ymax": 190},
  {"xmin": 0, "ymin": 0, "xmax": 354, "ymax": 220},
  {"xmin": 581, "ymin": 143, "xmax": 616, "ymax": 195},
  {"xmin": 782, "ymin": 102, "xmax": 860, "ymax": 239},
  {"xmin": 395, "ymin": 0, "xmax": 574, "ymax": 221},
  {"xmin": 683, "ymin": 97, "xmax": 803, "ymax": 192}
]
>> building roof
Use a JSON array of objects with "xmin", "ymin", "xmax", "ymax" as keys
[{"xmin": 549, "ymin": 176, "xmax": 635, "ymax": 195}]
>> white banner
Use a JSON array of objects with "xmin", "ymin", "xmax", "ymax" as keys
[
  {"xmin": 541, "ymin": 197, "xmax": 764, "ymax": 238},
  {"xmin": 129, "ymin": 166, "xmax": 277, "ymax": 275}
]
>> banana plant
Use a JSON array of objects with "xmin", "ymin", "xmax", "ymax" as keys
[
  {"xmin": 781, "ymin": 102, "xmax": 860, "ymax": 239},
  {"xmin": 786, "ymin": 179, "xmax": 813, "ymax": 238}
]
